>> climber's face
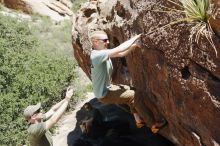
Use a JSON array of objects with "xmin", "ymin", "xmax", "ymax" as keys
[{"xmin": 92, "ymin": 34, "xmax": 109, "ymax": 50}]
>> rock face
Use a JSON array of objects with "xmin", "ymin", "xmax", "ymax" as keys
[
  {"xmin": 0, "ymin": 0, "xmax": 73, "ymax": 21},
  {"xmin": 72, "ymin": 0, "xmax": 220, "ymax": 146}
]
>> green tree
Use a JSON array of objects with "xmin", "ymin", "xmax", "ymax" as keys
[{"xmin": 0, "ymin": 14, "xmax": 76, "ymax": 145}]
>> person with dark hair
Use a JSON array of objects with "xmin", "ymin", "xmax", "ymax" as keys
[
  {"xmin": 80, "ymin": 102, "xmax": 131, "ymax": 138},
  {"xmin": 84, "ymin": 102, "xmax": 104, "ymax": 125},
  {"xmin": 80, "ymin": 102, "xmax": 105, "ymax": 138}
]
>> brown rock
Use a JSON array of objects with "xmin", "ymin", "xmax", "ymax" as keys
[
  {"xmin": 60, "ymin": 0, "xmax": 72, "ymax": 9},
  {"xmin": 1, "ymin": 0, "xmax": 32, "ymax": 13},
  {"xmin": 1, "ymin": 0, "xmax": 73, "ymax": 20},
  {"xmin": 43, "ymin": 1, "xmax": 66, "ymax": 16},
  {"xmin": 51, "ymin": 1, "xmax": 73, "ymax": 16},
  {"xmin": 72, "ymin": 0, "xmax": 220, "ymax": 146}
]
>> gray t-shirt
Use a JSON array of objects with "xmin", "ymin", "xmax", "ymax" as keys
[
  {"xmin": 90, "ymin": 49, "xmax": 113, "ymax": 98},
  {"xmin": 28, "ymin": 121, "xmax": 52, "ymax": 146}
]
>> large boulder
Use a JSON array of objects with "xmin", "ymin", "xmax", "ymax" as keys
[
  {"xmin": 0, "ymin": 0, "xmax": 73, "ymax": 21},
  {"xmin": 72, "ymin": 0, "xmax": 220, "ymax": 146}
]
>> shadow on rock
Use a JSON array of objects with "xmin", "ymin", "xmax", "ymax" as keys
[{"xmin": 67, "ymin": 98, "xmax": 175, "ymax": 146}]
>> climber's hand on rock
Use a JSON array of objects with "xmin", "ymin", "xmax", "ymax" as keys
[{"xmin": 133, "ymin": 38, "xmax": 142, "ymax": 48}]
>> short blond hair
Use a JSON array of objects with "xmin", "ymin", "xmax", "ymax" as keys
[{"xmin": 89, "ymin": 30, "xmax": 107, "ymax": 40}]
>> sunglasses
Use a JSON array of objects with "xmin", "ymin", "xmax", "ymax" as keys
[
  {"xmin": 97, "ymin": 39, "xmax": 109, "ymax": 43},
  {"xmin": 34, "ymin": 108, "xmax": 42, "ymax": 114}
]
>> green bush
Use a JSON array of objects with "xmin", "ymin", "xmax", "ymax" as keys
[
  {"xmin": 0, "ymin": 14, "xmax": 76, "ymax": 145},
  {"xmin": 30, "ymin": 17, "xmax": 73, "ymax": 56}
]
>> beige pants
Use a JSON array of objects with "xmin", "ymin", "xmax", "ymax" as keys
[
  {"xmin": 99, "ymin": 84, "xmax": 154, "ymax": 126},
  {"xmin": 99, "ymin": 84, "xmax": 136, "ymax": 113}
]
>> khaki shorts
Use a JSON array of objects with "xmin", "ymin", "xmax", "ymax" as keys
[{"xmin": 99, "ymin": 84, "xmax": 136, "ymax": 113}]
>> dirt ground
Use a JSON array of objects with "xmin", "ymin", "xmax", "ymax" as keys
[{"xmin": 53, "ymin": 92, "xmax": 95, "ymax": 146}]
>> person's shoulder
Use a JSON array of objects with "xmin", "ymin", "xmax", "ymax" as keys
[
  {"xmin": 28, "ymin": 122, "xmax": 46, "ymax": 134},
  {"xmin": 91, "ymin": 50, "xmax": 103, "ymax": 58},
  {"xmin": 92, "ymin": 49, "xmax": 110, "ymax": 56}
]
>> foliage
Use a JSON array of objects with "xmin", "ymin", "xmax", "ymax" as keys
[
  {"xmin": 171, "ymin": 0, "xmax": 216, "ymax": 56},
  {"xmin": 0, "ymin": 14, "xmax": 76, "ymax": 145},
  {"xmin": 151, "ymin": 0, "xmax": 217, "ymax": 56},
  {"xmin": 181, "ymin": 0, "xmax": 209, "ymax": 21},
  {"xmin": 71, "ymin": 77, "xmax": 92, "ymax": 103},
  {"xmin": 30, "ymin": 16, "xmax": 73, "ymax": 57}
]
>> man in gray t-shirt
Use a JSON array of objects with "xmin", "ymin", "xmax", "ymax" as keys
[
  {"xmin": 89, "ymin": 31, "xmax": 167, "ymax": 133},
  {"xmin": 91, "ymin": 49, "xmax": 113, "ymax": 98},
  {"xmin": 90, "ymin": 31, "xmax": 145, "ymax": 127},
  {"xmin": 24, "ymin": 88, "xmax": 73, "ymax": 146}
]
